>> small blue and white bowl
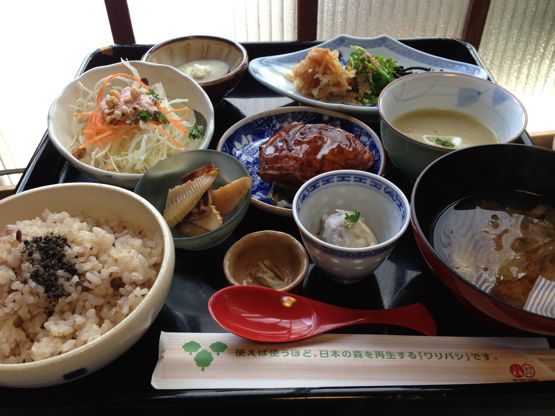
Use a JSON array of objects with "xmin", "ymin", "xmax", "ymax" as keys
[
  {"xmin": 292, "ymin": 170, "xmax": 410, "ymax": 283},
  {"xmin": 218, "ymin": 106, "xmax": 385, "ymax": 216},
  {"xmin": 379, "ymin": 72, "xmax": 527, "ymax": 180}
]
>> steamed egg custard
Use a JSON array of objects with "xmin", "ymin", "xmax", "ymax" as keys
[
  {"xmin": 178, "ymin": 60, "xmax": 230, "ymax": 83},
  {"xmin": 392, "ymin": 108, "xmax": 499, "ymax": 149},
  {"xmin": 432, "ymin": 191, "xmax": 555, "ymax": 310}
]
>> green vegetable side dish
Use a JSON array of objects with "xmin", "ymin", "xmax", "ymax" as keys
[
  {"xmin": 346, "ymin": 46, "xmax": 399, "ymax": 105},
  {"xmin": 344, "ymin": 209, "xmax": 361, "ymax": 229}
]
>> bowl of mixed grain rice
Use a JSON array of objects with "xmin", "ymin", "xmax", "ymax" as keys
[{"xmin": 0, "ymin": 183, "xmax": 175, "ymax": 387}]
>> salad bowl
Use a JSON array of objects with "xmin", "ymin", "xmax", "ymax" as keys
[{"xmin": 48, "ymin": 61, "xmax": 215, "ymax": 188}]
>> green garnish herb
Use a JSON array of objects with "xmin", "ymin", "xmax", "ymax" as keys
[
  {"xmin": 344, "ymin": 210, "xmax": 361, "ymax": 229},
  {"xmin": 433, "ymin": 137, "xmax": 455, "ymax": 148},
  {"xmin": 152, "ymin": 111, "xmax": 168, "ymax": 124},
  {"xmin": 130, "ymin": 110, "xmax": 168, "ymax": 124},
  {"xmin": 131, "ymin": 110, "xmax": 152, "ymax": 123},
  {"xmin": 189, "ymin": 123, "xmax": 204, "ymax": 140},
  {"xmin": 147, "ymin": 88, "xmax": 160, "ymax": 100}
]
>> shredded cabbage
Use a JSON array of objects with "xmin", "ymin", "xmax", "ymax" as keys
[{"xmin": 71, "ymin": 61, "xmax": 204, "ymax": 174}]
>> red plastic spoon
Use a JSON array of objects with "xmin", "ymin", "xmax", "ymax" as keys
[{"xmin": 208, "ymin": 285, "xmax": 437, "ymax": 342}]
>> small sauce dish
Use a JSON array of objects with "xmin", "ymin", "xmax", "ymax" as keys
[{"xmin": 223, "ymin": 230, "xmax": 309, "ymax": 291}]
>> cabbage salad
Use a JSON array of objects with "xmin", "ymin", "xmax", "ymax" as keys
[{"xmin": 71, "ymin": 61, "xmax": 204, "ymax": 174}]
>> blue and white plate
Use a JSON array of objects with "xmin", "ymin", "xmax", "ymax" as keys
[
  {"xmin": 217, "ymin": 106, "xmax": 385, "ymax": 217},
  {"xmin": 248, "ymin": 34, "xmax": 489, "ymax": 117}
]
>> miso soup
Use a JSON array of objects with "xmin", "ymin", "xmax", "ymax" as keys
[
  {"xmin": 393, "ymin": 108, "xmax": 499, "ymax": 149},
  {"xmin": 432, "ymin": 191, "xmax": 555, "ymax": 310}
]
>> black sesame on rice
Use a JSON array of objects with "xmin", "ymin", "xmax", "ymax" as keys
[{"xmin": 22, "ymin": 234, "xmax": 79, "ymax": 300}]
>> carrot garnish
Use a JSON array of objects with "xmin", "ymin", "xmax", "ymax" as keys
[
  {"xmin": 163, "ymin": 106, "xmax": 189, "ymax": 115},
  {"xmin": 148, "ymin": 122, "xmax": 184, "ymax": 149},
  {"xmin": 167, "ymin": 119, "xmax": 190, "ymax": 136},
  {"xmin": 74, "ymin": 70, "xmax": 191, "ymax": 159}
]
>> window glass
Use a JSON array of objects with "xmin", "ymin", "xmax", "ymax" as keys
[{"xmin": 0, "ymin": 0, "xmax": 112, "ymax": 184}]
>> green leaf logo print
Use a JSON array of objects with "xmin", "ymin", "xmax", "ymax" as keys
[
  {"xmin": 210, "ymin": 341, "xmax": 228, "ymax": 355},
  {"xmin": 182, "ymin": 341, "xmax": 201, "ymax": 355},
  {"xmin": 194, "ymin": 349, "xmax": 214, "ymax": 371},
  {"xmin": 183, "ymin": 340, "xmax": 228, "ymax": 371}
]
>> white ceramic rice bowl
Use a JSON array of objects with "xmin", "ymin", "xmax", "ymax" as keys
[
  {"xmin": 48, "ymin": 61, "xmax": 215, "ymax": 188},
  {"xmin": 0, "ymin": 183, "xmax": 175, "ymax": 388}
]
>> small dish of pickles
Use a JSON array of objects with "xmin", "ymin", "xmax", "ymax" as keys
[{"xmin": 223, "ymin": 230, "xmax": 309, "ymax": 291}]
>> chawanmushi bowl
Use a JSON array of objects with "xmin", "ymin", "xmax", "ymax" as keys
[
  {"xmin": 411, "ymin": 143, "xmax": 555, "ymax": 335},
  {"xmin": 379, "ymin": 72, "xmax": 527, "ymax": 180}
]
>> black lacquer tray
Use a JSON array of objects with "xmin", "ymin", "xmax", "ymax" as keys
[{"xmin": 6, "ymin": 39, "xmax": 555, "ymax": 415}]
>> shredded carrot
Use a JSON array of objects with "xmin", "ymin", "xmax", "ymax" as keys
[
  {"xmin": 160, "ymin": 105, "xmax": 190, "ymax": 124},
  {"xmin": 74, "ymin": 71, "xmax": 191, "ymax": 155},
  {"xmin": 167, "ymin": 119, "xmax": 190, "ymax": 136},
  {"xmin": 148, "ymin": 122, "xmax": 184, "ymax": 149},
  {"xmin": 163, "ymin": 106, "xmax": 189, "ymax": 115}
]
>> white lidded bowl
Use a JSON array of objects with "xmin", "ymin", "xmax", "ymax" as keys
[
  {"xmin": 48, "ymin": 60, "xmax": 215, "ymax": 188},
  {"xmin": 292, "ymin": 170, "xmax": 410, "ymax": 283},
  {"xmin": 0, "ymin": 183, "xmax": 175, "ymax": 387},
  {"xmin": 378, "ymin": 72, "xmax": 527, "ymax": 180}
]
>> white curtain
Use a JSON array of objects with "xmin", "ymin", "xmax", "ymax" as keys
[{"xmin": 317, "ymin": 0, "xmax": 470, "ymax": 39}]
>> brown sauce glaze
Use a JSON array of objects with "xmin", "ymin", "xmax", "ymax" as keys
[{"xmin": 258, "ymin": 123, "xmax": 374, "ymax": 187}]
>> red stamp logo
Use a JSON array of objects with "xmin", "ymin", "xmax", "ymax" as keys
[
  {"xmin": 522, "ymin": 363, "xmax": 536, "ymax": 378},
  {"xmin": 510, "ymin": 363, "xmax": 536, "ymax": 379},
  {"xmin": 510, "ymin": 363, "xmax": 524, "ymax": 378}
]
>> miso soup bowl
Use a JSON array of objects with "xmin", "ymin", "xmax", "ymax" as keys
[
  {"xmin": 411, "ymin": 144, "xmax": 555, "ymax": 335},
  {"xmin": 292, "ymin": 170, "xmax": 410, "ymax": 284},
  {"xmin": 379, "ymin": 72, "xmax": 527, "ymax": 180}
]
